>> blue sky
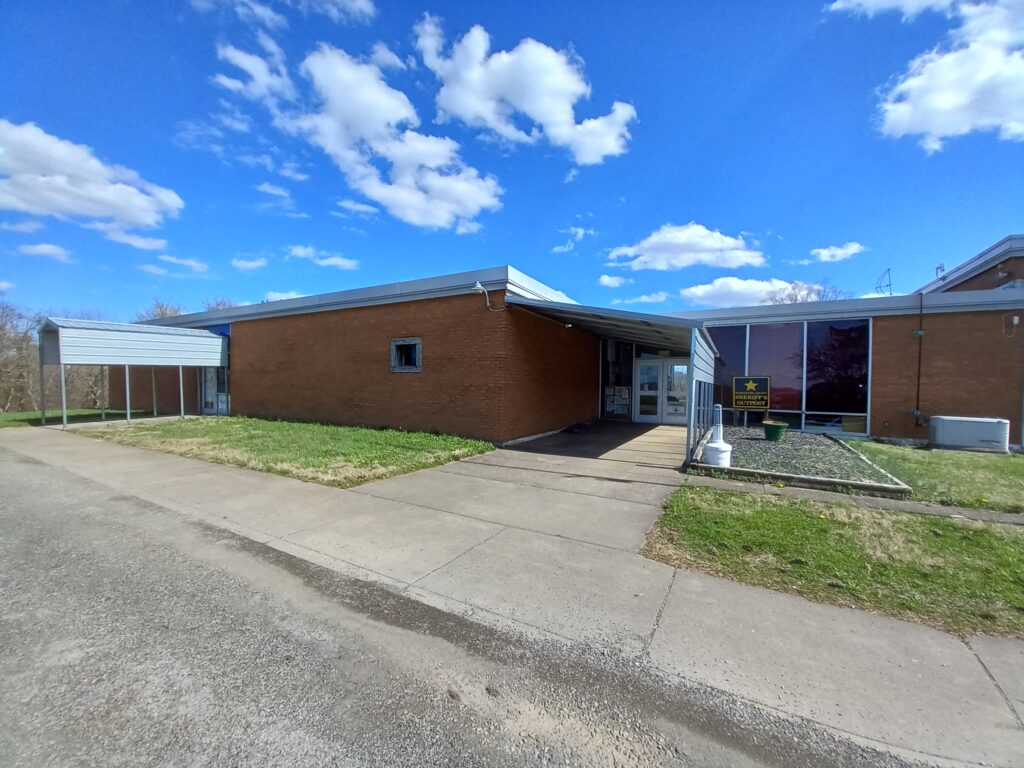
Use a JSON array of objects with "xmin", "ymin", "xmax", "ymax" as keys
[{"xmin": 1, "ymin": 0, "xmax": 1021, "ymax": 319}]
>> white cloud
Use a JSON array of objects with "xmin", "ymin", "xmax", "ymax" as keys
[
  {"xmin": 85, "ymin": 222, "xmax": 166, "ymax": 250},
  {"xmin": 278, "ymin": 162, "xmax": 309, "ymax": 181},
  {"xmin": 679, "ymin": 277, "xmax": 798, "ymax": 308},
  {"xmin": 214, "ymin": 32, "xmax": 297, "ymax": 107},
  {"xmin": 174, "ymin": 120, "xmax": 226, "ymax": 156},
  {"xmin": 266, "ymin": 289, "xmax": 305, "ymax": 301},
  {"xmin": 193, "ymin": 0, "xmax": 375, "ymax": 28},
  {"xmin": 828, "ymin": 0, "xmax": 953, "ymax": 18},
  {"xmin": 287, "ymin": 243, "xmax": 359, "ymax": 269},
  {"xmin": 415, "ymin": 15, "xmax": 636, "ymax": 166},
  {"xmin": 337, "ymin": 199, "xmax": 379, "ymax": 215},
  {"xmin": 834, "ymin": 0, "xmax": 1024, "ymax": 152},
  {"xmin": 240, "ymin": 153, "xmax": 275, "ymax": 171},
  {"xmin": 551, "ymin": 226, "xmax": 595, "ymax": 253},
  {"xmin": 158, "ymin": 255, "xmax": 209, "ymax": 273},
  {"xmin": 809, "ymin": 241, "xmax": 867, "ymax": 262},
  {"xmin": 232, "ymin": 256, "xmax": 269, "ymax": 270},
  {"xmin": 216, "ymin": 100, "xmax": 253, "ymax": 132},
  {"xmin": 138, "ymin": 264, "xmax": 169, "ymax": 276},
  {"xmin": 283, "ymin": 44, "xmax": 502, "ymax": 231},
  {"xmin": 611, "ymin": 291, "xmax": 669, "ymax": 305},
  {"xmin": 370, "ymin": 42, "xmax": 406, "ymax": 70},
  {"xmin": 291, "ymin": 0, "xmax": 375, "ymax": 24},
  {"xmin": 256, "ymin": 181, "xmax": 290, "ymax": 198},
  {"xmin": 0, "ymin": 120, "xmax": 183, "ymax": 248},
  {"xmin": 608, "ymin": 223, "xmax": 766, "ymax": 271},
  {"xmin": 0, "ymin": 219, "xmax": 42, "ymax": 233},
  {"xmin": 0, "ymin": 280, "xmax": 12, "ymax": 293},
  {"xmin": 598, "ymin": 274, "xmax": 632, "ymax": 288},
  {"xmin": 17, "ymin": 243, "xmax": 74, "ymax": 264}
]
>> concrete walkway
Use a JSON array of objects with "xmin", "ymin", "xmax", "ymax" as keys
[{"xmin": 1, "ymin": 426, "xmax": 1022, "ymax": 768}]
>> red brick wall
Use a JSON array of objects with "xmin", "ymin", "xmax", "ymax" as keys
[
  {"xmin": 107, "ymin": 366, "xmax": 200, "ymax": 415},
  {"xmin": 946, "ymin": 256, "xmax": 1024, "ymax": 292},
  {"xmin": 870, "ymin": 311, "xmax": 1023, "ymax": 441},
  {"xmin": 502, "ymin": 306, "xmax": 600, "ymax": 439},
  {"xmin": 226, "ymin": 292, "xmax": 599, "ymax": 443}
]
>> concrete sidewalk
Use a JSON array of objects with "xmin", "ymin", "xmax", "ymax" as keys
[{"xmin": 2, "ymin": 427, "xmax": 1022, "ymax": 767}]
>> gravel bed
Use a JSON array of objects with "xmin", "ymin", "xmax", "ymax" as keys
[{"xmin": 721, "ymin": 427, "xmax": 894, "ymax": 484}]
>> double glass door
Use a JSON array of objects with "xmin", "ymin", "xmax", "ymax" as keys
[{"xmin": 634, "ymin": 358, "xmax": 688, "ymax": 425}]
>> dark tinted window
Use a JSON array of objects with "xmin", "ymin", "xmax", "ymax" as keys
[
  {"xmin": 805, "ymin": 319, "xmax": 869, "ymax": 413},
  {"xmin": 747, "ymin": 323, "xmax": 803, "ymax": 411},
  {"xmin": 708, "ymin": 325, "xmax": 746, "ymax": 407}
]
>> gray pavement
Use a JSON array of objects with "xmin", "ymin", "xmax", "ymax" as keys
[{"xmin": 2, "ymin": 426, "xmax": 1023, "ymax": 767}]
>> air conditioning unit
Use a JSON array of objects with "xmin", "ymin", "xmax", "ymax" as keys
[{"xmin": 929, "ymin": 416, "xmax": 1010, "ymax": 453}]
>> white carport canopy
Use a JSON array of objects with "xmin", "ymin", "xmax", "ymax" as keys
[
  {"xmin": 38, "ymin": 318, "xmax": 227, "ymax": 429},
  {"xmin": 506, "ymin": 297, "xmax": 718, "ymax": 462}
]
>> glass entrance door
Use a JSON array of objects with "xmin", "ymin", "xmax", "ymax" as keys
[
  {"xmin": 635, "ymin": 361, "xmax": 662, "ymax": 423},
  {"xmin": 633, "ymin": 358, "xmax": 688, "ymax": 425},
  {"xmin": 200, "ymin": 367, "xmax": 228, "ymax": 415},
  {"xmin": 664, "ymin": 362, "xmax": 688, "ymax": 425}
]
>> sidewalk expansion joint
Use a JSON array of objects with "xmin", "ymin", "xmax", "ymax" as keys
[
  {"xmin": 643, "ymin": 567, "xmax": 676, "ymax": 655},
  {"xmin": 406, "ymin": 525, "xmax": 509, "ymax": 588},
  {"xmin": 435, "ymin": 463, "xmax": 673, "ymax": 507},
  {"xmin": 965, "ymin": 638, "xmax": 1024, "ymax": 731}
]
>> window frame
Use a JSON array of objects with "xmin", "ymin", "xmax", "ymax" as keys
[{"xmin": 390, "ymin": 337, "xmax": 422, "ymax": 373}]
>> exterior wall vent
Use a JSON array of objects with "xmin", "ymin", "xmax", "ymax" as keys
[{"xmin": 929, "ymin": 416, "xmax": 1010, "ymax": 453}]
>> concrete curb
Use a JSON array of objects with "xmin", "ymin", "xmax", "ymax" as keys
[{"xmin": 690, "ymin": 462, "xmax": 912, "ymax": 498}]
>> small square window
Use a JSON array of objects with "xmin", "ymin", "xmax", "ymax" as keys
[{"xmin": 390, "ymin": 337, "xmax": 421, "ymax": 372}]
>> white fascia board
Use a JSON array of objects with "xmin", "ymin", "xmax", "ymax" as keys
[
  {"xmin": 672, "ymin": 287, "xmax": 1024, "ymax": 326},
  {"xmin": 505, "ymin": 266, "xmax": 577, "ymax": 304},
  {"xmin": 916, "ymin": 235, "xmax": 1024, "ymax": 293},
  {"xmin": 150, "ymin": 266, "xmax": 519, "ymax": 328}
]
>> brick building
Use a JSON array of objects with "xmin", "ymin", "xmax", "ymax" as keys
[{"xmin": 100, "ymin": 235, "xmax": 1022, "ymax": 449}]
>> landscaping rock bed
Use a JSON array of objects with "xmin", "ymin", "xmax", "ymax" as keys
[{"xmin": 721, "ymin": 427, "xmax": 894, "ymax": 484}]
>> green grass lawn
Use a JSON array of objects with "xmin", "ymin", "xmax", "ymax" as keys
[
  {"xmin": 90, "ymin": 416, "xmax": 494, "ymax": 488},
  {"xmin": 0, "ymin": 409, "xmax": 145, "ymax": 429},
  {"xmin": 644, "ymin": 486, "xmax": 1024, "ymax": 637},
  {"xmin": 849, "ymin": 440, "xmax": 1024, "ymax": 513}
]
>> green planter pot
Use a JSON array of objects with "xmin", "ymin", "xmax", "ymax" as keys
[{"xmin": 763, "ymin": 421, "xmax": 788, "ymax": 441}]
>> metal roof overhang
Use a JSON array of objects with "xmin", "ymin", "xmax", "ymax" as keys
[
  {"xmin": 507, "ymin": 296, "xmax": 711, "ymax": 352},
  {"xmin": 40, "ymin": 318, "xmax": 228, "ymax": 368}
]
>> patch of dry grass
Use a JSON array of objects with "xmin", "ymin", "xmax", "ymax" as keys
[{"xmin": 91, "ymin": 416, "xmax": 493, "ymax": 488}]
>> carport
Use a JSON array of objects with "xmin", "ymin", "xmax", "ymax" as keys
[
  {"xmin": 506, "ymin": 297, "xmax": 718, "ymax": 462},
  {"xmin": 38, "ymin": 318, "xmax": 228, "ymax": 429}
]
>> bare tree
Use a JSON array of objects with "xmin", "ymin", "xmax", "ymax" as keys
[
  {"xmin": 135, "ymin": 300, "xmax": 183, "ymax": 321},
  {"xmin": 762, "ymin": 281, "xmax": 850, "ymax": 305},
  {"xmin": 202, "ymin": 298, "xmax": 238, "ymax": 311},
  {"xmin": 0, "ymin": 302, "xmax": 43, "ymax": 412}
]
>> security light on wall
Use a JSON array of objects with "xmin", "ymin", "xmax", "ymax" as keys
[{"xmin": 471, "ymin": 280, "xmax": 505, "ymax": 312}]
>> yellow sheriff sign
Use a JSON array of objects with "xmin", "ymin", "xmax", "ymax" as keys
[{"xmin": 733, "ymin": 376, "xmax": 770, "ymax": 410}]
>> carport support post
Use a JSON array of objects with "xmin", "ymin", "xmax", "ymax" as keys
[
  {"xmin": 125, "ymin": 365, "xmax": 131, "ymax": 424},
  {"xmin": 59, "ymin": 363, "xmax": 68, "ymax": 430},
  {"xmin": 38, "ymin": 356, "xmax": 46, "ymax": 426},
  {"xmin": 151, "ymin": 368, "xmax": 157, "ymax": 417},
  {"xmin": 178, "ymin": 366, "xmax": 184, "ymax": 419},
  {"xmin": 100, "ymin": 365, "xmax": 106, "ymax": 420}
]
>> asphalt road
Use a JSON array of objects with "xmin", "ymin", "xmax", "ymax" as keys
[{"xmin": 0, "ymin": 447, "xmax": 916, "ymax": 768}]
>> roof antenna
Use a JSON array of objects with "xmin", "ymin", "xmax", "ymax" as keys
[{"xmin": 874, "ymin": 268, "xmax": 892, "ymax": 297}]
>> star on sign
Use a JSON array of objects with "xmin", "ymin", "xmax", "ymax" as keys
[{"xmin": 745, "ymin": 379, "xmax": 758, "ymax": 391}]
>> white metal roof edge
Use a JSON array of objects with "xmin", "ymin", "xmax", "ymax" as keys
[
  {"xmin": 150, "ymin": 266, "xmax": 574, "ymax": 328},
  {"xmin": 670, "ymin": 286, "xmax": 1024, "ymax": 326},
  {"xmin": 43, "ymin": 317, "xmax": 221, "ymax": 338},
  {"xmin": 507, "ymin": 296, "xmax": 719, "ymax": 356},
  {"xmin": 507, "ymin": 295, "xmax": 705, "ymax": 330},
  {"xmin": 916, "ymin": 235, "xmax": 1024, "ymax": 293}
]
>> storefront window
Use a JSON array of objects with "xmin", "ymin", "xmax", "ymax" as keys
[
  {"xmin": 708, "ymin": 325, "xmax": 746, "ymax": 408},
  {"xmin": 805, "ymin": 319, "xmax": 869, "ymax": 414},
  {"xmin": 747, "ymin": 323, "xmax": 803, "ymax": 411}
]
